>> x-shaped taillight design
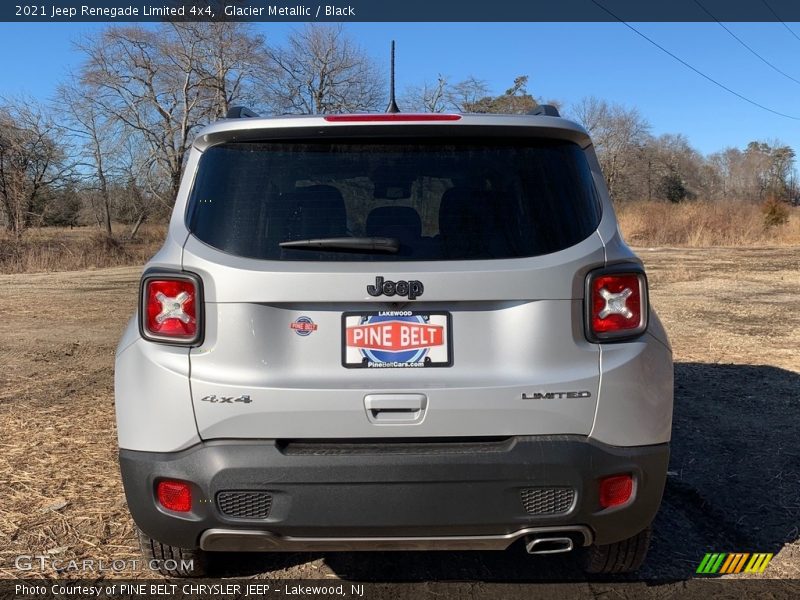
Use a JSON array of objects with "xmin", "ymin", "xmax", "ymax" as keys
[
  {"xmin": 154, "ymin": 291, "xmax": 192, "ymax": 324},
  {"xmin": 141, "ymin": 274, "xmax": 202, "ymax": 344},
  {"xmin": 598, "ymin": 287, "xmax": 634, "ymax": 319},
  {"xmin": 586, "ymin": 270, "xmax": 648, "ymax": 342}
]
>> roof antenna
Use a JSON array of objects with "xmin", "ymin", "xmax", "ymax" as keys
[{"xmin": 386, "ymin": 40, "xmax": 400, "ymax": 113}]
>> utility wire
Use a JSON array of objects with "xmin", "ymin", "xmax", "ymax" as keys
[
  {"xmin": 761, "ymin": 0, "xmax": 800, "ymax": 45},
  {"xmin": 694, "ymin": 0, "xmax": 800, "ymax": 86},
  {"xmin": 590, "ymin": 0, "xmax": 800, "ymax": 121}
]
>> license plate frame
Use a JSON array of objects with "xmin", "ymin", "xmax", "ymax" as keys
[{"xmin": 341, "ymin": 311, "xmax": 453, "ymax": 369}]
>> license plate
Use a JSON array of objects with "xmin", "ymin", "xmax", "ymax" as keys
[{"xmin": 342, "ymin": 311, "xmax": 452, "ymax": 368}]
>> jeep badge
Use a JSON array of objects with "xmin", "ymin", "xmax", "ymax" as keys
[{"xmin": 367, "ymin": 276, "xmax": 424, "ymax": 300}]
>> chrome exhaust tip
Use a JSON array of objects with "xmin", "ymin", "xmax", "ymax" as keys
[{"xmin": 525, "ymin": 536, "xmax": 574, "ymax": 555}]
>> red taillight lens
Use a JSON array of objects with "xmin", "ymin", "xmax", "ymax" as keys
[
  {"xmin": 156, "ymin": 480, "xmax": 192, "ymax": 512},
  {"xmin": 586, "ymin": 270, "xmax": 648, "ymax": 342},
  {"xmin": 598, "ymin": 474, "xmax": 634, "ymax": 509},
  {"xmin": 141, "ymin": 274, "xmax": 202, "ymax": 344},
  {"xmin": 323, "ymin": 113, "xmax": 461, "ymax": 122}
]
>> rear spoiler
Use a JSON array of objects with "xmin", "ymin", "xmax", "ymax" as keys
[{"xmin": 193, "ymin": 113, "xmax": 592, "ymax": 152}]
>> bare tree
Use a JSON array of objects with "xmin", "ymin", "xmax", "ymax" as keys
[
  {"xmin": 57, "ymin": 80, "xmax": 119, "ymax": 236},
  {"xmin": 0, "ymin": 99, "xmax": 71, "ymax": 234},
  {"xmin": 115, "ymin": 132, "xmax": 173, "ymax": 239},
  {"xmin": 265, "ymin": 24, "xmax": 384, "ymax": 114},
  {"xmin": 708, "ymin": 141, "xmax": 797, "ymax": 203},
  {"xmin": 190, "ymin": 22, "xmax": 268, "ymax": 118},
  {"xmin": 402, "ymin": 75, "xmax": 449, "ymax": 112},
  {"xmin": 569, "ymin": 97, "xmax": 651, "ymax": 201},
  {"xmin": 75, "ymin": 23, "xmax": 265, "ymax": 206},
  {"xmin": 404, "ymin": 75, "xmax": 537, "ymax": 114},
  {"xmin": 447, "ymin": 76, "xmax": 490, "ymax": 112},
  {"xmin": 646, "ymin": 134, "xmax": 704, "ymax": 203},
  {"xmin": 77, "ymin": 25, "xmax": 200, "ymax": 205},
  {"xmin": 570, "ymin": 96, "xmax": 609, "ymax": 136}
]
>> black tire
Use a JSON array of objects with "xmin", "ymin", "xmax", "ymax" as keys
[
  {"xmin": 136, "ymin": 526, "xmax": 210, "ymax": 577},
  {"xmin": 582, "ymin": 526, "xmax": 652, "ymax": 575}
]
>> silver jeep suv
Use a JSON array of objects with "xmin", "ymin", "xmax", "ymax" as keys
[{"xmin": 115, "ymin": 108, "xmax": 673, "ymax": 577}]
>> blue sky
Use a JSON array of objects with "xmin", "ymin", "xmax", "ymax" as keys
[{"xmin": 2, "ymin": 22, "xmax": 800, "ymax": 157}]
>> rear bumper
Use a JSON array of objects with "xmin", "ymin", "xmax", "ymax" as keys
[{"xmin": 119, "ymin": 436, "xmax": 669, "ymax": 550}]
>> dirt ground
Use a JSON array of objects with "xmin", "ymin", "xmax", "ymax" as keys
[{"xmin": 0, "ymin": 247, "xmax": 798, "ymax": 587}]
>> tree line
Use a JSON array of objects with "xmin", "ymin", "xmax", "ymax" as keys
[
  {"xmin": 0, "ymin": 22, "xmax": 796, "ymax": 237},
  {"xmin": 569, "ymin": 96, "xmax": 797, "ymax": 206}
]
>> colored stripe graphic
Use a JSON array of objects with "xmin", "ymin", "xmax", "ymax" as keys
[
  {"xmin": 720, "ymin": 553, "xmax": 749, "ymax": 574},
  {"xmin": 744, "ymin": 553, "xmax": 774, "ymax": 573},
  {"xmin": 696, "ymin": 552, "xmax": 774, "ymax": 574},
  {"xmin": 719, "ymin": 553, "xmax": 736, "ymax": 573},
  {"xmin": 697, "ymin": 553, "xmax": 725, "ymax": 574},
  {"xmin": 696, "ymin": 553, "xmax": 714, "ymax": 573}
]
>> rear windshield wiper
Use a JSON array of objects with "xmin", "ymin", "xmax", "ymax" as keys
[{"xmin": 279, "ymin": 237, "xmax": 400, "ymax": 253}]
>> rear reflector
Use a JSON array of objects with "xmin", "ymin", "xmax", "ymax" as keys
[
  {"xmin": 140, "ymin": 272, "xmax": 202, "ymax": 345},
  {"xmin": 323, "ymin": 114, "xmax": 462, "ymax": 122},
  {"xmin": 157, "ymin": 480, "xmax": 192, "ymax": 512},
  {"xmin": 598, "ymin": 474, "xmax": 633, "ymax": 509},
  {"xmin": 586, "ymin": 269, "xmax": 648, "ymax": 342}
]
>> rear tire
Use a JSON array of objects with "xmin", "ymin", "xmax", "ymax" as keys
[
  {"xmin": 136, "ymin": 526, "xmax": 210, "ymax": 577},
  {"xmin": 582, "ymin": 526, "xmax": 652, "ymax": 574}
]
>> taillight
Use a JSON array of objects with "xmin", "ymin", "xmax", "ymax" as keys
[
  {"xmin": 585, "ymin": 267, "xmax": 648, "ymax": 342},
  {"xmin": 598, "ymin": 474, "xmax": 634, "ymax": 509},
  {"xmin": 156, "ymin": 480, "xmax": 192, "ymax": 513},
  {"xmin": 139, "ymin": 272, "xmax": 203, "ymax": 345},
  {"xmin": 323, "ymin": 113, "xmax": 462, "ymax": 122}
]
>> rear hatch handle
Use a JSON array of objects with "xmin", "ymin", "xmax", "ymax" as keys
[{"xmin": 364, "ymin": 394, "xmax": 428, "ymax": 425}]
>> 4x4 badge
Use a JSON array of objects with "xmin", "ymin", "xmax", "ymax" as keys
[
  {"xmin": 200, "ymin": 394, "xmax": 252, "ymax": 404},
  {"xmin": 367, "ymin": 276, "xmax": 424, "ymax": 300}
]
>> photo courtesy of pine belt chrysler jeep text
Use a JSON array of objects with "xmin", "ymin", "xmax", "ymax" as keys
[{"xmin": 114, "ymin": 106, "xmax": 673, "ymax": 577}]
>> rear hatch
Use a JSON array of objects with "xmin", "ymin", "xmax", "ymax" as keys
[{"xmin": 182, "ymin": 120, "xmax": 605, "ymax": 440}]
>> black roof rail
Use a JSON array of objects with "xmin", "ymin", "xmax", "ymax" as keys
[
  {"xmin": 529, "ymin": 104, "xmax": 560, "ymax": 117},
  {"xmin": 226, "ymin": 106, "xmax": 260, "ymax": 119}
]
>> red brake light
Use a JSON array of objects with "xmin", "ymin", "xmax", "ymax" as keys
[
  {"xmin": 586, "ymin": 270, "xmax": 648, "ymax": 342},
  {"xmin": 140, "ymin": 273, "xmax": 202, "ymax": 344},
  {"xmin": 598, "ymin": 474, "xmax": 634, "ymax": 509},
  {"xmin": 323, "ymin": 114, "xmax": 462, "ymax": 122},
  {"xmin": 157, "ymin": 480, "xmax": 192, "ymax": 512}
]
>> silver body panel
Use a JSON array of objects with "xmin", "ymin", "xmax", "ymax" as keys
[{"xmin": 115, "ymin": 113, "xmax": 673, "ymax": 452}]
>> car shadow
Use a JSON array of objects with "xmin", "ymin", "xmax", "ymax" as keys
[
  {"xmin": 210, "ymin": 362, "xmax": 800, "ymax": 582},
  {"xmin": 640, "ymin": 362, "xmax": 800, "ymax": 581}
]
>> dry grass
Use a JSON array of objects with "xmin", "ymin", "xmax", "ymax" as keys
[
  {"xmin": 0, "ymin": 268, "xmax": 141, "ymax": 578},
  {"xmin": 0, "ymin": 225, "xmax": 166, "ymax": 274},
  {"xmin": 617, "ymin": 201, "xmax": 800, "ymax": 247}
]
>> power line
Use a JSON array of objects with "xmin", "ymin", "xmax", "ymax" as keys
[
  {"xmin": 694, "ymin": 0, "xmax": 800, "ymax": 87},
  {"xmin": 761, "ymin": 0, "xmax": 800, "ymax": 45},
  {"xmin": 590, "ymin": 0, "xmax": 800, "ymax": 121}
]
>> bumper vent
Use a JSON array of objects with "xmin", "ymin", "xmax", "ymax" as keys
[
  {"xmin": 217, "ymin": 491, "xmax": 273, "ymax": 520},
  {"xmin": 520, "ymin": 488, "xmax": 575, "ymax": 515}
]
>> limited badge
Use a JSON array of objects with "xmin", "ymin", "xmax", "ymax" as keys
[{"xmin": 291, "ymin": 316, "xmax": 318, "ymax": 336}]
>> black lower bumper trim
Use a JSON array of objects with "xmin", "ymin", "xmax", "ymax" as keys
[
  {"xmin": 198, "ymin": 525, "xmax": 593, "ymax": 552},
  {"xmin": 119, "ymin": 436, "xmax": 669, "ymax": 550}
]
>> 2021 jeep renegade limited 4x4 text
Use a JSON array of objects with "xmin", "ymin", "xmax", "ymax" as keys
[{"xmin": 114, "ymin": 109, "xmax": 673, "ymax": 577}]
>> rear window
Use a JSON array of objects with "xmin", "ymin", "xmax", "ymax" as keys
[{"xmin": 187, "ymin": 138, "xmax": 601, "ymax": 261}]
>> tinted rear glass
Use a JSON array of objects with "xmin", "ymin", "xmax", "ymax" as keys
[{"xmin": 187, "ymin": 139, "xmax": 601, "ymax": 261}]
